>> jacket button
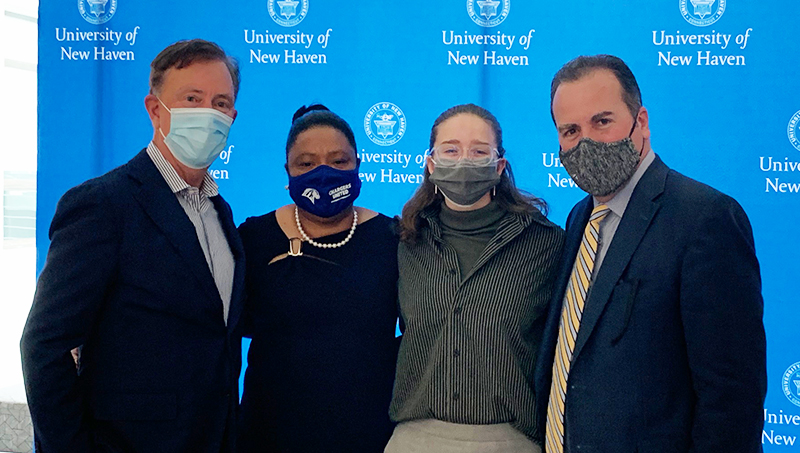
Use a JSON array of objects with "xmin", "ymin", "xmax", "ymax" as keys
[
  {"xmin": 452, "ymin": 392, "xmax": 460, "ymax": 400},
  {"xmin": 449, "ymin": 269, "xmax": 457, "ymax": 275},
  {"xmin": 453, "ymin": 306, "xmax": 462, "ymax": 315},
  {"xmin": 453, "ymin": 349, "xmax": 460, "ymax": 357}
]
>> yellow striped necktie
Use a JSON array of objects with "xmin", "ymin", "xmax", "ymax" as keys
[{"xmin": 545, "ymin": 204, "xmax": 610, "ymax": 453}]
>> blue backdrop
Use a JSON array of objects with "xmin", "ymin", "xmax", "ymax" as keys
[{"xmin": 37, "ymin": 0, "xmax": 800, "ymax": 448}]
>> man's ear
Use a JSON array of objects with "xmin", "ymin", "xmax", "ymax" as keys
[
  {"xmin": 636, "ymin": 106, "xmax": 650, "ymax": 141},
  {"xmin": 144, "ymin": 94, "xmax": 162, "ymax": 129}
]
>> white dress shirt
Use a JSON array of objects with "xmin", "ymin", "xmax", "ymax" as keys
[
  {"xmin": 591, "ymin": 150, "xmax": 656, "ymax": 280},
  {"xmin": 147, "ymin": 142, "xmax": 234, "ymax": 324}
]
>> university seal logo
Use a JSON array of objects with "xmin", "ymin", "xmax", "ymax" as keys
[
  {"xmin": 302, "ymin": 188, "xmax": 320, "ymax": 204},
  {"xmin": 78, "ymin": 0, "xmax": 117, "ymax": 24},
  {"xmin": 680, "ymin": 0, "xmax": 725, "ymax": 27},
  {"xmin": 268, "ymin": 0, "xmax": 309, "ymax": 27},
  {"xmin": 364, "ymin": 102, "xmax": 407, "ymax": 147},
  {"xmin": 783, "ymin": 361, "xmax": 800, "ymax": 408},
  {"xmin": 788, "ymin": 110, "xmax": 800, "ymax": 152},
  {"xmin": 467, "ymin": 0, "xmax": 510, "ymax": 28}
]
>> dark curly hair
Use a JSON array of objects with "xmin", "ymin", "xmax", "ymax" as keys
[{"xmin": 285, "ymin": 104, "xmax": 356, "ymax": 158}]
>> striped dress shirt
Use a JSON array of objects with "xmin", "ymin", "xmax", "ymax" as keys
[
  {"xmin": 146, "ymin": 143, "xmax": 234, "ymax": 323},
  {"xmin": 390, "ymin": 207, "xmax": 565, "ymax": 439}
]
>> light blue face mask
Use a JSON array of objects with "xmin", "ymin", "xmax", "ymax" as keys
[{"xmin": 158, "ymin": 99, "xmax": 234, "ymax": 169}]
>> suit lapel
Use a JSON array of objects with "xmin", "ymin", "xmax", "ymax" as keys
[
  {"xmin": 544, "ymin": 197, "xmax": 592, "ymax": 350},
  {"xmin": 539, "ymin": 197, "xmax": 591, "ymax": 364},
  {"xmin": 210, "ymin": 195, "xmax": 245, "ymax": 332},
  {"xmin": 126, "ymin": 150, "xmax": 223, "ymax": 310},
  {"xmin": 571, "ymin": 157, "xmax": 669, "ymax": 362},
  {"xmin": 561, "ymin": 198, "xmax": 593, "ymax": 301}
]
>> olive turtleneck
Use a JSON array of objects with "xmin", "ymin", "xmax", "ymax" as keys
[{"xmin": 438, "ymin": 200, "xmax": 507, "ymax": 279}]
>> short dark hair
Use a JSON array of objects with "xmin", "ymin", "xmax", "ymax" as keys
[
  {"xmin": 550, "ymin": 54, "xmax": 642, "ymax": 122},
  {"xmin": 285, "ymin": 104, "xmax": 357, "ymax": 157},
  {"xmin": 150, "ymin": 39, "xmax": 240, "ymax": 100}
]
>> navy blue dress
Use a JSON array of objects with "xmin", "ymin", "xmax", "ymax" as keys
[{"xmin": 237, "ymin": 212, "xmax": 399, "ymax": 453}]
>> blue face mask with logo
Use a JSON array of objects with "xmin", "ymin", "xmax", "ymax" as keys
[
  {"xmin": 288, "ymin": 164, "xmax": 362, "ymax": 218},
  {"xmin": 158, "ymin": 99, "xmax": 234, "ymax": 169}
]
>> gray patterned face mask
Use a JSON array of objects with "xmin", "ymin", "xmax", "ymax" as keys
[
  {"xmin": 429, "ymin": 163, "xmax": 501, "ymax": 207},
  {"xmin": 559, "ymin": 123, "xmax": 642, "ymax": 197}
]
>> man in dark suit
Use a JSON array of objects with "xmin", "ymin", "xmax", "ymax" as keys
[
  {"xmin": 20, "ymin": 39, "xmax": 245, "ymax": 452},
  {"xmin": 535, "ymin": 55, "xmax": 766, "ymax": 452}
]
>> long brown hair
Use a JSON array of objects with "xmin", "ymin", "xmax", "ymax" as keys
[{"xmin": 399, "ymin": 103, "xmax": 548, "ymax": 243}]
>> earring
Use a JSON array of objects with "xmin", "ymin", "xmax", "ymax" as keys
[
  {"xmin": 435, "ymin": 186, "xmax": 439, "ymax": 195},
  {"xmin": 492, "ymin": 187, "xmax": 496, "ymax": 197}
]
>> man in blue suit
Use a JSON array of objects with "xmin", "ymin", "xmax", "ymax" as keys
[
  {"xmin": 536, "ymin": 55, "xmax": 766, "ymax": 452},
  {"xmin": 21, "ymin": 39, "xmax": 245, "ymax": 452}
]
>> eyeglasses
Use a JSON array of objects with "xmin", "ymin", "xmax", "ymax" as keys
[{"xmin": 430, "ymin": 144, "xmax": 499, "ymax": 167}]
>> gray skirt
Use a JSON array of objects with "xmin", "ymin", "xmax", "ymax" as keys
[{"xmin": 384, "ymin": 419, "xmax": 542, "ymax": 453}]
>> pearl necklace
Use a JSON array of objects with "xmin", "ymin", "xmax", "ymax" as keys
[{"xmin": 295, "ymin": 206, "xmax": 358, "ymax": 249}]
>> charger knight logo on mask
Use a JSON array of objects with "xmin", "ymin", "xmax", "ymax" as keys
[
  {"xmin": 302, "ymin": 188, "xmax": 320, "ymax": 204},
  {"xmin": 467, "ymin": 0, "xmax": 510, "ymax": 28},
  {"xmin": 268, "ymin": 0, "xmax": 309, "ymax": 27},
  {"xmin": 679, "ymin": 0, "xmax": 725, "ymax": 27},
  {"xmin": 783, "ymin": 361, "xmax": 800, "ymax": 407},
  {"xmin": 78, "ymin": 0, "xmax": 117, "ymax": 24},
  {"xmin": 364, "ymin": 102, "xmax": 407, "ymax": 147},
  {"xmin": 788, "ymin": 110, "xmax": 800, "ymax": 152}
]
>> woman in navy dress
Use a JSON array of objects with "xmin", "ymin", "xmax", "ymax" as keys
[{"xmin": 237, "ymin": 105, "xmax": 398, "ymax": 452}]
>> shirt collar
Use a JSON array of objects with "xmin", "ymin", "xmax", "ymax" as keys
[
  {"xmin": 420, "ymin": 202, "xmax": 543, "ymax": 242},
  {"xmin": 146, "ymin": 142, "xmax": 219, "ymax": 198},
  {"xmin": 594, "ymin": 150, "xmax": 656, "ymax": 218}
]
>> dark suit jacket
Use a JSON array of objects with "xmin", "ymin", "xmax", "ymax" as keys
[
  {"xmin": 534, "ymin": 156, "xmax": 766, "ymax": 452},
  {"xmin": 20, "ymin": 149, "xmax": 245, "ymax": 453}
]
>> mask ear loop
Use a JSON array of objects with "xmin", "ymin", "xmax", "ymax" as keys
[
  {"xmin": 494, "ymin": 149, "xmax": 503, "ymax": 198},
  {"xmin": 156, "ymin": 97, "xmax": 172, "ymax": 140},
  {"xmin": 492, "ymin": 150, "xmax": 501, "ymax": 198},
  {"xmin": 627, "ymin": 118, "xmax": 637, "ymax": 137},
  {"xmin": 628, "ymin": 117, "xmax": 645, "ymax": 158},
  {"xmin": 428, "ymin": 148, "xmax": 441, "ymax": 197}
]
